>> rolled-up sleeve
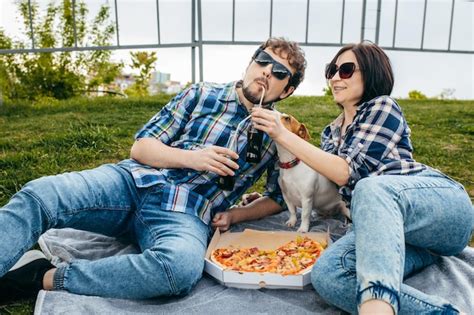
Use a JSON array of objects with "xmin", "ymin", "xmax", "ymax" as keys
[
  {"xmin": 339, "ymin": 96, "xmax": 405, "ymax": 186},
  {"xmin": 135, "ymin": 85, "xmax": 200, "ymax": 144},
  {"xmin": 262, "ymin": 157, "xmax": 285, "ymax": 208}
]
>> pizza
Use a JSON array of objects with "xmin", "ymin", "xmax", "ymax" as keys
[{"xmin": 211, "ymin": 236, "xmax": 325, "ymax": 275}]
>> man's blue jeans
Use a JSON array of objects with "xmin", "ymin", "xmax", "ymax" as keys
[
  {"xmin": 312, "ymin": 169, "xmax": 473, "ymax": 314},
  {"xmin": 0, "ymin": 163, "xmax": 212, "ymax": 299}
]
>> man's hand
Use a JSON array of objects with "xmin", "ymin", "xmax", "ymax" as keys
[
  {"xmin": 238, "ymin": 192, "xmax": 263, "ymax": 206},
  {"xmin": 210, "ymin": 192, "xmax": 261, "ymax": 232},
  {"xmin": 211, "ymin": 194, "xmax": 281, "ymax": 232},
  {"xmin": 189, "ymin": 146, "xmax": 239, "ymax": 176},
  {"xmin": 211, "ymin": 212, "xmax": 234, "ymax": 232},
  {"xmin": 131, "ymin": 139, "xmax": 240, "ymax": 174}
]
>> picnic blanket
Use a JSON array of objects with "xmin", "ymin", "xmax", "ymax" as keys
[{"xmin": 34, "ymin": 211, "xmax": 473, "ymax": 314}]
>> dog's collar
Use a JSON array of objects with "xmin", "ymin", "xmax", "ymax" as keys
[{"xmin": 278, "ymin": 158, "xmax": 300, "ymax": 169}]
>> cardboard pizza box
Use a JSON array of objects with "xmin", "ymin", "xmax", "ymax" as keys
[{"xmin": 204, "ymin": 229, "xmax": 330, "ymax": 290}]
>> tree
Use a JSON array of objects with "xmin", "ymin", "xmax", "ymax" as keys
[
  {"xmin": 0, "ymin": 29, "xmax": 15, "ymax": 103},
  {"xmin": 85, "ymin": 5, "xmax": 123, "ymax": 90},
  {"xmin": 125, "ymin": 51, "xmax": 157, "ymax": 97},
  {"xmin": 437, "ymin": 88, "xmax": 456, "ymax": 100},
  {"xmin": 0, "ymin": 0, "xmax": 122, "ymax": 100}
]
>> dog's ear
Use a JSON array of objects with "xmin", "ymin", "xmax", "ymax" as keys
[{"xmin": 298, "ymin": 123, "xmax": 311, "ymax": 141}]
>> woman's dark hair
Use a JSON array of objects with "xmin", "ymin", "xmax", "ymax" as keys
[{"xmin": 329, "ymin": 41, "xmax": 394, "ymax": 104}]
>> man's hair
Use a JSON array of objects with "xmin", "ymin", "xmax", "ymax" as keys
[
  {"xmin": 259, "ymin": 37, "xmax": 307, "ymax": 91},
  {"xmin": 329, "ymin": 41, "xmax": 394, "ymax": 104}
]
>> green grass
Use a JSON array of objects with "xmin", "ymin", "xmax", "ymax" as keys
[{"xmin": 0, "ymin": 95, "xmax": 473, "ymax": 314}]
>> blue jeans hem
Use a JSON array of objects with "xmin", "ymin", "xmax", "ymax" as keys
[
  {"xmin": 357, "ymin": 283, "xmax": 400, "ymax": 314},
  {"xmin": 53, "ymin": 264, "xmax": 68, "ymax": 290}
]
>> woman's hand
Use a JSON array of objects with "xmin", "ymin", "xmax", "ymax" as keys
[
  {"xmin": 251, "ymin": 108, "xmax": 287, "ymax": 141},
  {"xmin": 211, "ymin": 211, "xmax": 234, "ymax": 232},
  {"xmin": 189, "ymin": 146, "xmax": 239, "ymax": 176}
]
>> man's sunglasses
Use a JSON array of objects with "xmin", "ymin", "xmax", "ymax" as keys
[
  {"xmin": 252, "ymin": 48, "xmax": 293, "ymax": 81},
  {"xmin": 325, "ymin": 62, "xmax": 358, "ymax": 80}
]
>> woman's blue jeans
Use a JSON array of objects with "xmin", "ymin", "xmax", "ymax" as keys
[
  {"xmin": 0, "ymin": 163, "xmax": 212, "ymax": 299},
  {"xmin": 311, "ymin": 169, "xmax": 473, "ymax": 314}
]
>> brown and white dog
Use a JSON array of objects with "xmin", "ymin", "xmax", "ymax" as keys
[{"xmin": 276, "ymin": 113, "xmax": 350, "ymax": 232}]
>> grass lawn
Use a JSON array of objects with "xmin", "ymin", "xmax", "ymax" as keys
[{"xmin": 0, "ymin": 95, "xmax": 473, "ymax": 313}]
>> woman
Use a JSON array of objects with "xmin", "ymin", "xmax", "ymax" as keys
[{"xmin": 250, "ymin": 42, "xmax": 473, "ymax": 314}]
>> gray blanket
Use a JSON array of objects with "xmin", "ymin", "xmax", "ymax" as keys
[{"xmin": 35, "ymin": 211, "xmax": 473, "ymax": 314}]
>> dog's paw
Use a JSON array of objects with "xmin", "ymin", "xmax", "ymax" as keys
[
  {"xmin": 296, "ymin": 225, "xmax": 309, "ymax": 233},
  {"xmin": 297, "ymin": 219, "xmax": 310, "ymax": 232},
  {"xmin": 286, "ymin": 217, "xmax": 297, "ymax": 227}
]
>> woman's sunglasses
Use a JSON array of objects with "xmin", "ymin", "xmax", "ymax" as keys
[
  {"xmin": 325, "ymin": 62, "xmax": 358, "ymax": 80},
  {"xmin": 252, "ymin": 48, "xmax": 293, "ymax": 81}
]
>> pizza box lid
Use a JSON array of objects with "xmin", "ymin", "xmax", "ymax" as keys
[{"xmin": 204, "ymin": 229, "xmax": 330, "ymax": 290}]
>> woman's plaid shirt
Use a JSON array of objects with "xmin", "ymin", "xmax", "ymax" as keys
[{"xmin": 321, "ymin": 95, "xmax": 426, "ymax": 205}]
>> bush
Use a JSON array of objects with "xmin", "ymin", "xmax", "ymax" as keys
[
  {"xmin": 322, "ymin": 86, "xmax": 333, "ymax": 96},
  {"xmin": 408, "ymin": 90, "xmax": 427, "ymax": 100}
]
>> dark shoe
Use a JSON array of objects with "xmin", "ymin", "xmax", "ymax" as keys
[{"xmin": 0, "ymin": 250, "xmax": 54, "ymax": 303}]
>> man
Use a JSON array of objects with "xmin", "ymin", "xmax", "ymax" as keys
[{"xmin": 0, "ymin": 37, "xmax": 306, "ymax": 301}]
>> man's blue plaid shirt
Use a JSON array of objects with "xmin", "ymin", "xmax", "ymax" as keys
[
  {"xmin": 120, "ymin": 81, "xmax": 284, "ymax": 225},
  {"xmin": 321, "ymin": 95, "xmax": 426, "ymax": 205}
]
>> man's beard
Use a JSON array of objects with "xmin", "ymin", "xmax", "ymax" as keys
[{"xmin": 242, "ymin": 80, "xmax": 279, "ymax": 106}]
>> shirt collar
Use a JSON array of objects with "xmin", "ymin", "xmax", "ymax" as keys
[
  {"xmin": 328, "ymin": 112, "xmax": 344, "ymax": 137},
  {"xmin": 356, "ymin": 99, "xmax": 371, "ymax": 111},
  {"xmin": 217, "ymin": 81, "xmax": 240, "ymax": 103},
  {"xmin": 328, "ymin": 99, "xmax": 371, "ymax": 136}
]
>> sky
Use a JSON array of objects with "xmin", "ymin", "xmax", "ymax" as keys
[{"xmin": 1, "ymin": 0, "xmax": 473, "ymax": 99}]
